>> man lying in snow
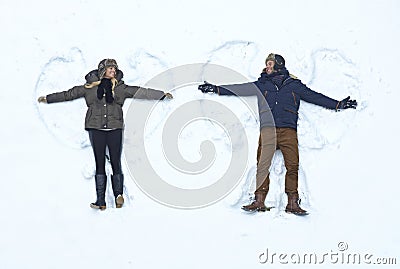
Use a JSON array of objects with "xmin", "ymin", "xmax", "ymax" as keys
[{"xmin": 198, "ymin": 53, "xmax": 357, "ymax": 215}]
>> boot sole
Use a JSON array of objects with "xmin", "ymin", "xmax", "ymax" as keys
[
  {"xmin": 90, "ymin": 203, "xmax": 106, "ymax": 210},
  {"xmin": 285, "ymin": 210, "xmax": 309, "ymax": 216},
  {"xmin": 115, "ymin": 195, "xmax": 124, "ymax": 208},
  {"xmin": 241, "ymin": 206, "xmax": 274, "ymax": 212},
  {"xmin": 258, "ymin": 206, "xmax": 274, "ymax": 212}
]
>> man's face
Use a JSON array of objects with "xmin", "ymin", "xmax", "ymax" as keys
[
  {"xmin": 104, "ymin": 66, "xmax": 116, "ymax": 78},
  {"xmin": 265, "ymin": 60, "xmax": 275, "ymax": 75}
]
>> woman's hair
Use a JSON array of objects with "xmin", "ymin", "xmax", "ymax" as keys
[{"xmin": 85, "ymin": 77, "xmax": 118, "ymax": 91}]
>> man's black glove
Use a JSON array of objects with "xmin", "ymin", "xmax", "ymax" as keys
[
  {"xmin": 337, "ymin": 96, "xmax": 357, "ymax": 110},
  {"xmin": 198, "ymin": 82, "xmax": 217, "ymax": 93}
]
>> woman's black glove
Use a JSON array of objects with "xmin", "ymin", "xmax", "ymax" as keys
[{"xmin": 198, "ymin": 82, "xmax": 217, "ymax": 93}]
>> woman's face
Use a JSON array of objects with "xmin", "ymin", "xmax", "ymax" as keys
[
  {"xmin": 265, "ymin": 60, "xmax": 275, "ymax": 75},
  {"xmin": 104, "ymin": 66, "xmax": 116, "ymax": 78}
]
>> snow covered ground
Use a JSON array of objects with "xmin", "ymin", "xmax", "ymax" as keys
[{"xmin": 1, "ymin": 0, "xmax": 399, "ymax": 268}]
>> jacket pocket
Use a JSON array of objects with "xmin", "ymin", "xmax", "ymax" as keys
[
  {"xmin": 284, "ymin": 106, "xmax": 298, "ymax": 115},
  {"xmin": 116, "ymin": 105, "xmax": 123, "ymax": 120},
  {"xmin": 292, "ymin": 91, "xmax": 297, "ymax": 105}
]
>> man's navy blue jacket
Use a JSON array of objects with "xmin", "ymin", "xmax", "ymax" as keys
[{"xmin": 216, "ymin": 69, "xmax": 340, "ymax": 130}]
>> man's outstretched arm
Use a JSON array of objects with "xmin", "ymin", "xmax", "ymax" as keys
[
  {"xmin": 198, "ymin": 81, "xmax": 260, "ymax": 97},
  {"xmin": 298, "ymin": 83, "xmax": 357, "ymax": 111}
]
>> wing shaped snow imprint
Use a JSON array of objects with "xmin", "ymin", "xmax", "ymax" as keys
[
  {"xmin": 34, "ymin": 48, "xmax": 90, "ymax": 149},
  {"xmin": 297, "ymin": 48, "xmax": 361, "ymax": 149},
  {"xmin": 126, "ymin": 48, "xmax": 169, "ymax": 85},
  {"xmin": 207, "ymin": 40, "xmax": 260, "ymax": 80}
]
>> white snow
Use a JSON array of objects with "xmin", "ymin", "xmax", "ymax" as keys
[{"xmin": 1, "ymin": 0, "xmax": 399, "ymax": 268}]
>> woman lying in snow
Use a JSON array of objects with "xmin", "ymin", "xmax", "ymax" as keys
[{"xmin": 38, "ymin": 59, "xmax": 173, "ymax": 210}]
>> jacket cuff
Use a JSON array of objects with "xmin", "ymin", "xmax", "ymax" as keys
[
  {"xmin": 46, "ymin": 94, "xmax": 54, "ymax": 104},
  {"xmin": 335, "ymin": 101, "xmax": 340, "ymax": 111}
]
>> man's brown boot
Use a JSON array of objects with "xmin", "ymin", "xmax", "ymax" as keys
[
  {"xmin": 285, "ymin": 192, "xmax": 308, "ymax": 216},
  {"xmin": 242, "ymin": 192, "xmax": 270, "ymax": 212}
]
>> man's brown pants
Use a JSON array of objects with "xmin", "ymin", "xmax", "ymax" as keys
[{"xmin": 255, "ymin": 127, "xmax": 299, "ymax": 195}]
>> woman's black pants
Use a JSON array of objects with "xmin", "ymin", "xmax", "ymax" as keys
[{"xmin": 88, "ymin": 129, "xmax": 123, "ymax": 175}]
